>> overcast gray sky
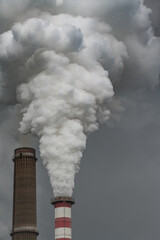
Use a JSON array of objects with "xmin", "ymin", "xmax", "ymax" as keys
[{"xmin": 0, "ymin": 0, "xmax": 160, "ymax": 240}]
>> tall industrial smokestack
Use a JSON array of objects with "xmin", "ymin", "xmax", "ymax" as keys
[
  {"xmin": 11, "ymin": 147, "xmax": 38, "ymax": 240},
  {"xmin": 52, "ymin": 197, "xmax": 74, "ymax": 240}
]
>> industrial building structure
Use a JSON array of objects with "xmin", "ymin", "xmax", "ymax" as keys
[
  {"xmin": 11, "ymin": 148, "xmax": 38, "ymax": 240},
  {"xmin": 52, "ymin": 197, "xmax": 74, "ymax": 240},
  {"xmin": 10, "ymin": 148, "xmax": 74, "ymax": 240}
]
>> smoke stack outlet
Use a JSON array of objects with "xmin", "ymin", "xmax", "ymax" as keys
[{"xmin": 51, "ymin": 197, "xmax": 75, "ymax": 240}]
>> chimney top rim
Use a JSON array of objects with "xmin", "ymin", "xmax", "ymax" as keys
[
  {"xmin": 14, "ymin": 147, "xmax": 35, "ymax": 151},
  {"xmin": 51, "ymin": 196, "xmax": 75, "ymax": 205}
]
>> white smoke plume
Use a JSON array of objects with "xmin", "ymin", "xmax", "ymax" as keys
[
  {"xmin": 0, "ymin": 0, "xmax": 160, "ymax": 197},
  {"xmin": 56, "ymin": 0, "xmax": 64, "ymax": 6}
]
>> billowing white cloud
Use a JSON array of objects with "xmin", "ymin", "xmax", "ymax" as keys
[{"xmin": 0, "ymin": 14, "xmax": 127, "ymax": 196}]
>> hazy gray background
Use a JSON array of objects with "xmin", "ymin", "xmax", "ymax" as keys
[{"xmin": 0, "ymin": 0, "xmax": 160, "ymax": 240}]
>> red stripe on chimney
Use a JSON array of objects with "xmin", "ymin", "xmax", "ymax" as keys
[
  {"xmin": 55, "ymin": 239, "xmax": 71, "ymax": 240},
  {"xmin": 54, "ymin": 202, "xmax": 71, "ymax": 208},
  {"xmin": 55, "ymin": 217, "xmax": 71, "ymax": 228}
]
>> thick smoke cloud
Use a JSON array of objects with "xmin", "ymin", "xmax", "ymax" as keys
[
  {"xmin": 0, "ymin": 10, "xmax": 127, "ymax": 197},
  {"xmin": 0, "ymin": 0, "xmax": 160, "ymax": 234}
]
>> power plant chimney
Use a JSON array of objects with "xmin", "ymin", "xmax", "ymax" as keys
[
  {"xmin": 51, "ymin": 197, "xmax": 74, "ymax": 240},
  {"xmin": 11, "ymin": 147, "xmax": 39, "ymax": 240}
]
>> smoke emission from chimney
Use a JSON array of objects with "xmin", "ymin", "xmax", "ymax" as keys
[{"xmin": 0, "ymin": 0, "xmax": 160, "ymax": 198}]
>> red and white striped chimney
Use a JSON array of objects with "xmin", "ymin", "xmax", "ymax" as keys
[{"xmin": 52, "ymin": 197, "xmax": 74, "ymax": 240}]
